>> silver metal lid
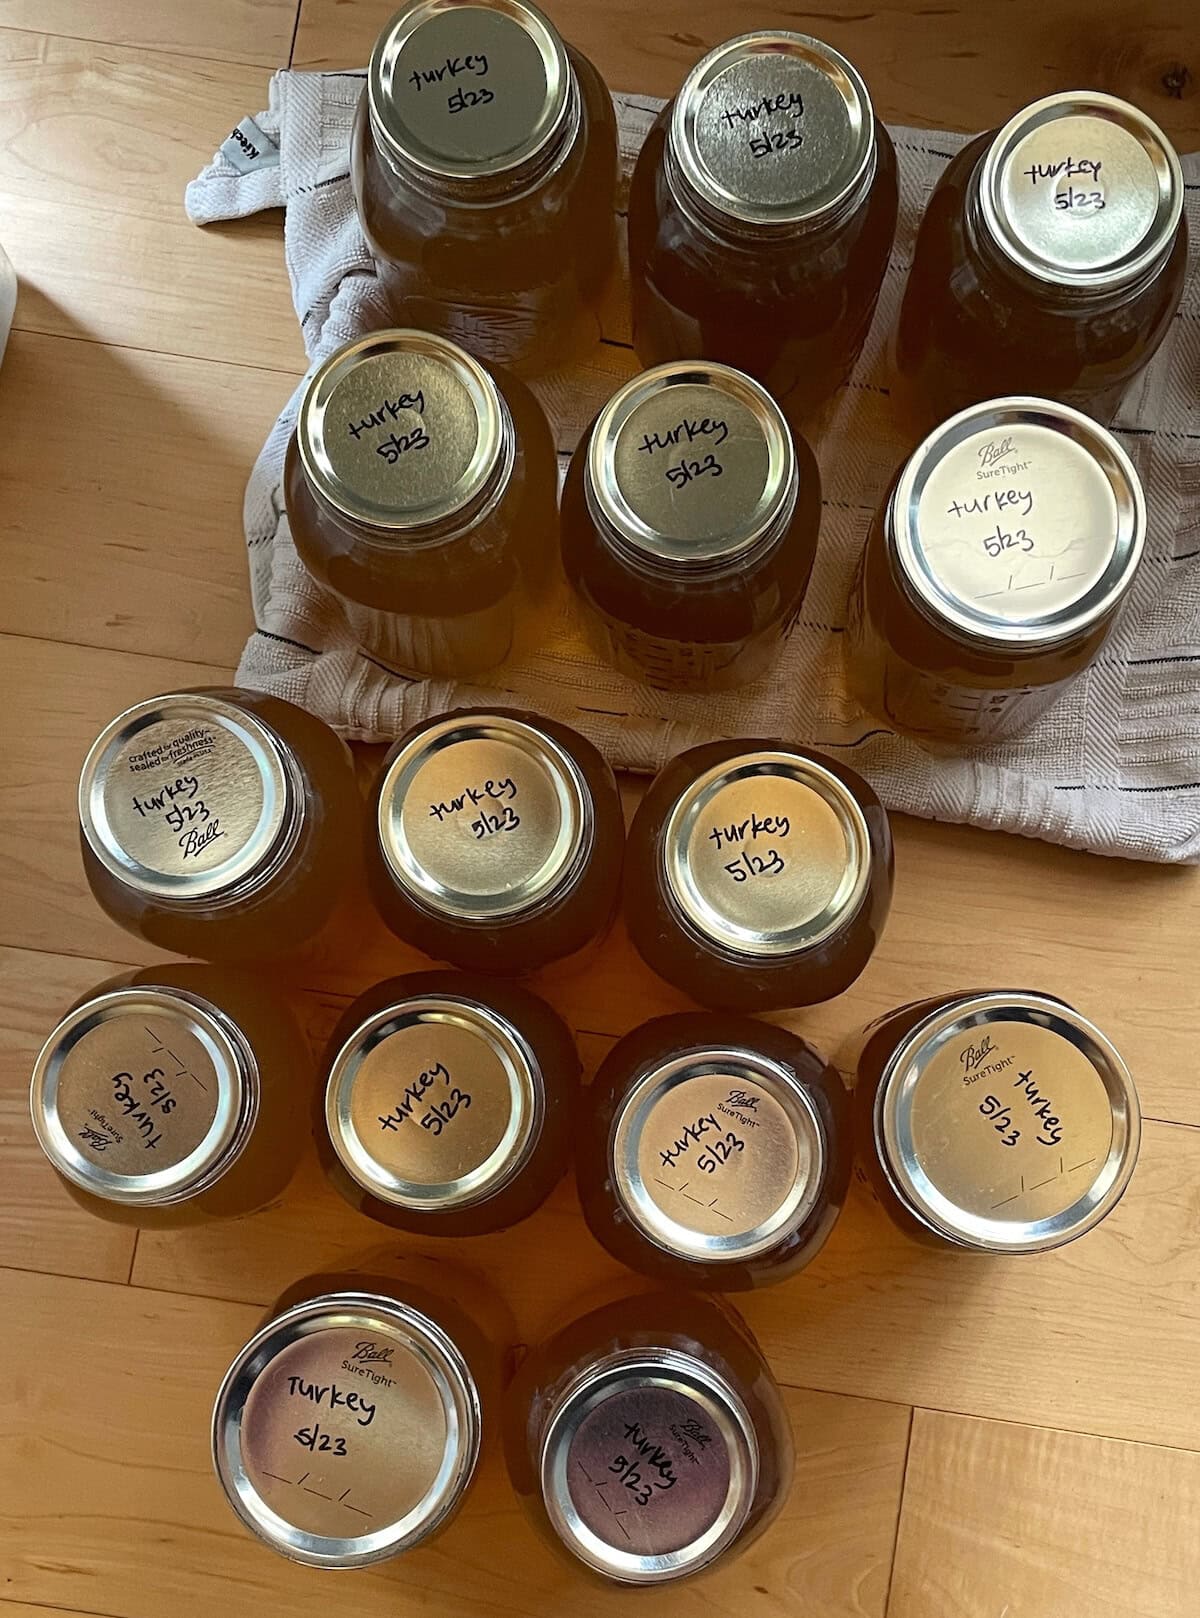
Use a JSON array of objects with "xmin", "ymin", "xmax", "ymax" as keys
[
  {"xmin": 610, "ymin": 1048, "xmax": 824, "ymax": 1264},
  {"xmin": 78, "ymin": 693, "xmax": 302, "ymax": 904},
  {"xmin": 539, "ymin": 1348, "xmax": 758, "ymax": 1584},
  {"xmin": 889, "ymin": 397, "xmax": 1145, "ymax": 652},
  {"xmin": 661, "ymin": 751, "xmax": 871, "ymax": 960},
  {"xmin": 669, "ymin": 32, "xmax": 876, "ymax": 230},
  {"xmin": 978, "ymin": 91, "xmax": 1183, "ymax": 291},
  {"xmin": 376, "ymin": 715, "xmax": 592, "ymax": 923},
  {"xmin": 585, "ymin": 363, "xmax": 798, "ymax": 571},
  {"xmin": 874, "ymin": 991, "xmax": 1141, "ymax": 1253},
  {"xmin": 368, "ymin": 0, "xmax": 574, "ymax": 189},
  {"xmin": 325, "ymin": 993, "xmax": 542, "ymax": 1212},
  {"xmin": 297, "ymin": 330, "xmax": 510, "ymax": 537},
  {"xmin": 212, "ymin": 1291, "xmax": 481, "ymax": 1568},
  {"xmin": 30, "ymin": 987, "xmax": 255, "ymax": 1206}
]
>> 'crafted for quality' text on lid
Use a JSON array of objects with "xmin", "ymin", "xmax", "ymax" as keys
[
  {"xmin": 540, "ymin": 1347, "xmax": 758, "ymax": 1583},
  {"xmin": 874, "ymin": 991, "xmax": 1141, "ymax": 1252},
  {"xmin": 78, "ymin": 693, "xmax": 302, "ymax": 904},
  {"xmin": 978, "ymin": 91, "xmax": 1183, "ymax": 291},
  {"xmin": 30, "ymin": 987, "xmax": 255, "ymax": 1206},
  {"xmin": 585, "ymin": 363, "xmax": 797, "ymax": 571},
  {"xmin": 212, "ymin": 1291, "xmax": 481, "ymax": 1567},
  {"xmin": 888, "ymin": 397, "xmax": 1145, "ymax": 653},
  {"xmin": 669, "ymin": 31, "xmax": 876, "ymax": 231}
]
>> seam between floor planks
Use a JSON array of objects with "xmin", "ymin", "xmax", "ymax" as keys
[
  {"xmin": 0, "ymin": 19, "xmax": 294, "ymax": 75},
  {"xmin": 880, "ymin": 1409, "xmax": 916, "ymax": 1618},
  {"xmin": 0, "ymin": 313, "xmax": 307, "ymax": 384}
]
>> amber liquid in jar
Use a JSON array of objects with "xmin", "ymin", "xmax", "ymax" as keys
[
  {"xmin": 848, "ymin": 989, "xmax": 1141, "ymax": 1253},
  {"xmin": 29, "ymin": 961, "xmax": 311, "ymax": 1227},
  {"xmin": 504, "ymin": 1287, "xmax": 792, "ymax": 1584},
  {"xmin": 561, "ymin": 362, "xmax": 821, "ymax": 692},
  {"xmin": 895, "ymin": 91, "xmax": 1187, "ymax": 427},
  {"xmin": 78, "ymin": 687, "xmax": 362, "ymax": 964},
  {"xmin": 352, "ymin": 0, "xmax": 618, "ymax": 375},
  {"xmin": 285, "ymin": 330, "xmax": 560, "ymax": 678},
  {"xmin": 366, "ymin": 708, "xmax": 624, "ymax": 975},
  {"xmin": 625, "ymin": 740, "xmax": 892, "ymax": 1011},
  {"xmin": 628, "ymin": 32, "xmax": 898, "ymax": 424},
  {"xmin": 577, "ymin": 1012, "xmax": 851, "ymax": 1290},
  {"xmin": 317, "ymin": 970, "xmax": 580, "ymax": 1237},
  {"xmin": 212, "ymin": 1252, "xmax": 509, "ymax": 1567},
  {"xmin": 846, "ymin": 396, "xmax": 1147, "ymax": 744}
]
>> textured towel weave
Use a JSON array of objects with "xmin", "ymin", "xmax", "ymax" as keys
[{"xmin": 187, "ymin": 73, "xmax": 1200, "ymax": 862}]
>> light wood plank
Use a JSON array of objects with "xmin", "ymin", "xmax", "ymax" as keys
[
  {"xmin": 0, "ymin": 30, "xmax": 302, "ymax": 369},
  {"xmin": 890, "ymin": 1409, "xmax": 1200, "ymax": 1618},
  {"xmin": 0, "ymin": 331, "xmax": 283, "ymax": 665},
  {"xmin": 293, "ymin": 0, "xmax": 1200, "ymax": 147},
  {"xmin": 0, "ymin": 1266, "xmax": 910, "ymax": 1618},
  {"xmin": 0, "ymin": 945, "xmax": 138, "ymax": 1283},
  {"xmin": 0, "ymin": 3, "xmax": 297, "ymax": 69}
]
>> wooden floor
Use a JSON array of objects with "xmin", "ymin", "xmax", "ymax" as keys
[{"xmin": 1, "ymin": 3, "xmax": 1198, "ymax": 1615}]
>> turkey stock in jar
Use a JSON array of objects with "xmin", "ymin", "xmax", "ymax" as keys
[
  {"xmin": 561, "ymin": 362, "xmax": 821, "ymax": 691},
  {"xmin": 846, "ymin": 396, "xmax": 1146, "ymax": 743},
  {"xmin": 285, "ymin": 329, "xmax": 559, "ymax": 678},
  {"xmin": 849, "ymin": 990, "xmax": 1141, "ymax": 1252}
]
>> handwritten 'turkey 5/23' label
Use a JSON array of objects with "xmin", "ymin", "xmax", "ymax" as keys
[
  {"xmin": 567, "ymin": 1384, "xmax": 731, "ymax": 1556},
  {"xmin": 376, "ymin": 1059, "xmax": 473, "ymax": 1140},
  {"xmin": 347, "ymin": 390, "xmax": 430, "ymax": 467},
  {"xmin": 637, "ymin": 414, "xmax": 729, "ymax": 491},
  {"xmin": 240, "ymin": 1326, "xmax": 450, "ymax": 1541},
  {"xmin": 718, "ymin": 89, "xmax": 806, "ymax": 159},
  {"xmin": 427, "ymin": 772, "xmax": 519, "ymax": 840}
]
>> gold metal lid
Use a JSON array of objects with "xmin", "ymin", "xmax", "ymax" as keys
[
  {"xmin": 539, "ymin": 1348, "xmax": 758, "ymax": 1584},
  {"xmin": 368, "ymin": 0, "xmax": 575, "ymax": 190},
  {"xmin": 610, "ymin": 1048, "xmax": 824, "ymax": 1264},
  {"xmin": 212, "ymin": 1291, "xmax": 481, "ymax": 1568},
  {"xmin": 30, "ymin": 987, "xmax": 255, "ymax": 1206},
  {"xmin": 78, "ymin": 693, "xmax": 302, "ymax": 904},
  {"xmin": 890, "ymin": 397, "xmax": 1145, "ymax": 653},
  {"xmin": 584, "ymin": 363, "xmax": 798, "ymax": 571},
  {"xmin": 669, "ymin": 32, "xmax": 876, "ymax": 230},
  {"xmin": 978, "ymin": 92, "xmax": 1183, "ymax": 291},
  {"xmin": 875, "ymin": 991, "xmax": 1141, "ymax": 1253},
  {"xmin": 297, "ymin": 330, "xmax": 511, "ymax": 536},
  {"xmin": 661, "ymin": 751, "xmax": 871, "ymax": 960},
  {"xmin": 325, "ymin": 992, "xmax": 542, "ymax": 1212},
  {"xmin": 376, "ymin": 714, "xmax": 592, "ymax": 923}
]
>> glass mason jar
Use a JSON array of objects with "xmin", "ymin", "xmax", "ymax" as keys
[
  {"xmin": 628, "ymin": 32, "xmax": 898, "ymax": 423},
  {"xmin": 561, "ymin": 362, "xmax": 821, "ymax": 691},
  {"xmin": 29, "ymin": 961, "xmax": 311, "ymax": 1227},
  {"xmin": 211, "ymin": 1254, "xmax": 506, "ymax": 1567},
  {"xmin": 625, "ymin": 741, "xmax": 893, "ymax": 1011},
  {"xmin": 895, "ymin": 91, "xmax": 1187, "ymax": 426},
  {"xmin": 576, "ymin": 1013, "xmax": 851, "ymax": 1290},
  {"xmin": 284, "ymin": 330, "xmax": 560, "ymax": 678},
  {"xmin": 847, "ymin": 989, "xmax": 1141, "ymax": 1253},
  {"xmin": 318, "ymin": 970, "xmax": 580, "ymax": 1236},
  {"xmin": 366, "ymin": 709, "xmax": 624, "ymax": 974},
  {"xmin": 846, "ymin": 396, "xmax": 1147, "ymax": 744},
  {"xmin": 78, "ymin": 688, "xmax": 362, "ymax": 963},
  {"xmin": 352, "ymin": 0, "xmax": 619, "ymax": 375},
  {"xmin": 504, "ymin": 1287, "xmax": 792, "ymax": 1584}
]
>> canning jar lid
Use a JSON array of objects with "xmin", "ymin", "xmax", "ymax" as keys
[
  {"xmin": 376, "ymin": 714, "xmax": 592, "ymax": 923},
  {"xmin": 368, "ymin": 0, "xmax": 574, "ymax": 189},
  {"xmin": 669, "ymin": 31, "xmax": 876, "ymax": 230},
  {"xmin": 874, "ymin": 990, "xmax": 1141, "ymax": 1253},
  {"xmin": 297, "ymin": 330, "xmax": 510, "ymax": 537},
  {"xmin": 610, "ymin": 1046, "xmax": 825, "ymax": 1264},
  {"xmin": 30, "ymin": 986, "xmax": 255, "ymax": 1206},
  {"xmin": 78, "ymin": 692, "xmax": 302, "ymax": 904},
  {"xmin": 585, "ymin": 362, "xmax": 798, "ymax": 570},
  {"xmin": 889, "ymin": 396, "xmax": 1145, "ymax": 653},
  {"xmin": 978, "ymin": 91, "xmax": 1183, "ymax": 291},
  {"xmin": 325, "ymin": 993, "xmax": 543, "ymax": 1212},
  {"xmin": 212, "ymin": 1291, "xmax": 481, "ymax": 1567},
  {"xmin": 539, "ymin": 1347, "xmax": 758, "ymax": 1583},
  {"xmin": 660, "ymin": 750, "xmax": 871, "ymax": 960}
]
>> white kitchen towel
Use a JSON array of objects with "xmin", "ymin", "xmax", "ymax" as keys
[{"xmin": 187, "ymin": 73, "xmax": 1200, "ymax": 862}]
